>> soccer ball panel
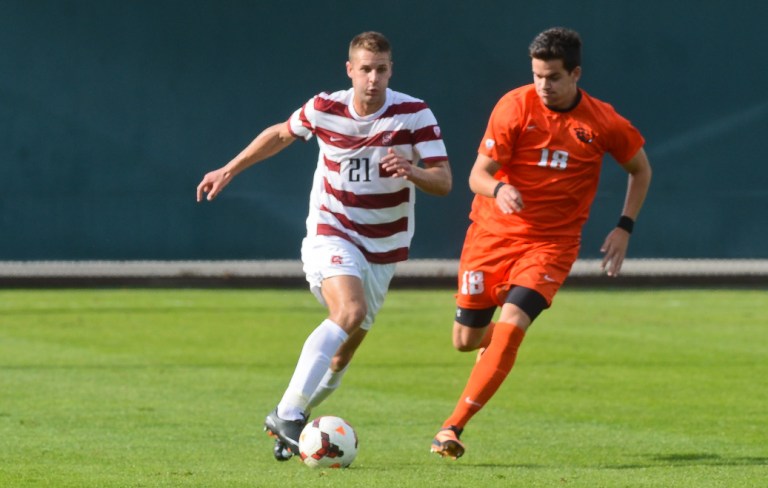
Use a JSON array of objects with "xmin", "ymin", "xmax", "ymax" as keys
[{"xmin": 298, "ymin": 416, "xmax": 358, "ymax": 468}]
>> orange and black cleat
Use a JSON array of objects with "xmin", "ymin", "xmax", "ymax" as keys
[{"xmin": 431, "ymin": 425, "xmax": 465, "ymax": 460}]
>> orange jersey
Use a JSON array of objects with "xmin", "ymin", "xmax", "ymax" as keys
[{"xmin": 471, "ymin": 85, "xmax": 645, "ymax": 239}]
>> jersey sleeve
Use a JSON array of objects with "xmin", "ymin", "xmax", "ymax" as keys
[
  {"xmin": 287, "ymin": 95, "xmax": 318, "ymax": 141},
  {"xmin": 412, "ymin": 107, "xmax": 448, "ymax": 164},
  {"xmin": 604, "ymin": 111, "xmax": 645, "ymax": 164},
  {"xmin": 477, "ymin": 94, "xmax": 521, "ymax": 164}
]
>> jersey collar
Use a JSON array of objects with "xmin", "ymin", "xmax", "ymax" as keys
[{"xmin": 545, "ymin": 88, "xmax": 582, "ymax": 113}]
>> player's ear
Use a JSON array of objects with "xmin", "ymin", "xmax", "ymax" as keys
[
  {"xmin": 346, "ymin": 60, "xmax": 353, "ymax": 79},
  {"xmin": 571, "ymin": 66, "xmax": 582, "ymax": 83}
]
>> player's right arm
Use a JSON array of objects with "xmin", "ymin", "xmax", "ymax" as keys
[
  {"xmin": 196, "ymin": 122, "xmax": 296, "ymax": 202},
  {"xmin": 469, "ymin": 154, "xmax": 524, "ymax": 214}
]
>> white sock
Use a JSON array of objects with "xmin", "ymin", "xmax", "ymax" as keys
[
  {"xmin": 307, "ymin": 365, "xmax": 349, "ymax": 410},
  {"xmin": 277, "ymin": 319, "xmax": 348, "ymax": 421}
]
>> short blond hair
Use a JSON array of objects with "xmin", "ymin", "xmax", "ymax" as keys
[{"xmin": 349, "ymin": 31, "xmax": 391, "ymax": 60}]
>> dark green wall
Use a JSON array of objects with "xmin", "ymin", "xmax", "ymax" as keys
[{"xmin": 2, "ymin": 1, "xmax": 766, "ymax": 260}]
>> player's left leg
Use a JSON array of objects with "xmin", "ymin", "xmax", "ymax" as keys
[
  {"xmin": 434, "ymin": 239, "xmax": 577, "ymax": 459},
  {"xmin": 432, "ymin": 300, "xmax": 533, "ymax": 456},
  {"xmin": 442, "ymin": 298, "xmax": 536, "ymax": 428}
]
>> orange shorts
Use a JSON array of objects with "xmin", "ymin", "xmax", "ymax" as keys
[{"xmin": 455, "ymin": 222, "xmax": 580, "ymax": 310}]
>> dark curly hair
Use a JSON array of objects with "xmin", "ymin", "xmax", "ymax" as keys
[{"xmin": 528, "ymin": 27, "xmax": 582, "ymax": 72}]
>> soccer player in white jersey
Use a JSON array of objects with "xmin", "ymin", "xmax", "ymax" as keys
[{"xmin": 196, "ymin": 31, "xmax": 452, "ymax": 460}]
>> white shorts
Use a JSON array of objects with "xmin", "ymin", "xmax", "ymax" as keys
[{"xmin": 301, "ymin": 235, "xmax": 396, "ymax": 330}]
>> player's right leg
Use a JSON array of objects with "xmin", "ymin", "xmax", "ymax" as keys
[
  {"xmin": 265, "ymin": 284, "xmax": 362, "ymax": 457},
  {"xmin": 453, "ymin": 308, "xmax": 496, "ymax": 351},
  {"xmin": 264, "ymin": 408, "xmax": 309, "ymax": 461},
  {"xmin": 266, "ymin": 237, "xmax": 369, "ymax": 460},
  {"xmin": 306, "ymin": 261, "xmax": 393, "ymax": 410},
  {"xmin": 265, "ymin": 315, "xmax": 350, "ymax": 458}
]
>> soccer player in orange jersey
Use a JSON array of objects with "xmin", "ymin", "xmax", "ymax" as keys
[{"xmin": 431, "ymin": 27, "xmax": 652, "ymax": 459}]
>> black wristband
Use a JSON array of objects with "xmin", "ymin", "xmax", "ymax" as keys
[
  {"xmin": 493, "ymin": 182, "xmax": 505, "ymax": 198},
  {"xmin": 617, "ymin": 215, "xmax": 635, "ymax": 234}
]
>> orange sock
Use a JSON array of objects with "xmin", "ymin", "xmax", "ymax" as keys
[{"xmin": 443, "ymin": 322, "xmax": 525, "ymax": 429}]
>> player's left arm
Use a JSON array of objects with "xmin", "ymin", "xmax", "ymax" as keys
[
  {"xmin": 601, "ymin": 147, "xmax": 653, "ymax": 276},
  {"xmin": 380, "ymin": 148, "xmax": 452, "ymax": 196}
]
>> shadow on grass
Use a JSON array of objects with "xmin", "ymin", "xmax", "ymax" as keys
[
  {"xmin": 606, "ymin": 452, "xmax": 768, "ymax": 469},
  {"xmin": 0, "ymin": 305, "xmax": 319, "ymax": 316},
  {"xmin": 417, "ymin": 453, "xmax": 768, "ymax": 470}
]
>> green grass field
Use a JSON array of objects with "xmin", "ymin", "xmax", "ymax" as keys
[{"xmin": 1, "ymin": 288, "xmax": 766, "ymax": 487}]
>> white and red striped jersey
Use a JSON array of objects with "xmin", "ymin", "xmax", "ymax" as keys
[{"xmin": 287, "ymin": 88, "xmax": 448, "ymax": 264}]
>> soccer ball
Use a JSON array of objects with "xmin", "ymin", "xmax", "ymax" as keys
[{"xmin": 298, "ymin": 416, "xmax": 358, "ymax": 468}]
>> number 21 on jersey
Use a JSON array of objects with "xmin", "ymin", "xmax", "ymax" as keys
[
  {"xmin": 348, "ymin": 157, "xmax": 371, "ymax": 182},
  {"xmin": 537, "ymin": 148, "xmax": 568, "ymax": 170}
]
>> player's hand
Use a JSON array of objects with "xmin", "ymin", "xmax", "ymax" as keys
[
  {"xmin": 380, "ymin": 148, "xmax": 414, "ymax": 179},
  {"xmin": 196, "ymin": 168, "xmax": 232, "ymax": 202},
  {"xmin": 495, "ymin": 184, "xmax": 524, "ymax": 214},
  {"xmin": 600, "ymin": 228, "xmax": 630, "ymax": 277}
]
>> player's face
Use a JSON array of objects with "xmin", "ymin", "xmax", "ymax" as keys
[
  {"xmin": 347, "ymin": 48, "xmax": 392, "ymax": 115},
  {"xmin": 532, "ymin": 58, "xmax": 581, "ymax": 110}
]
